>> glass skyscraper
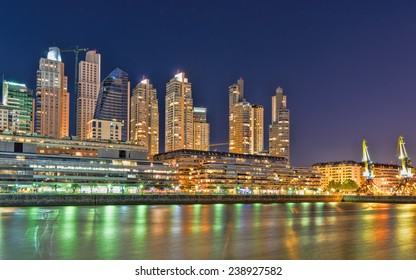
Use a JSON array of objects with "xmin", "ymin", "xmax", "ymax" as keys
[
  {"xmin": 94, "ymin": 68, "xmax": 130, "ymax": 141},
  {"xmin": 2, "ymin": 80, "xmax": 34, "ymax": 133}
]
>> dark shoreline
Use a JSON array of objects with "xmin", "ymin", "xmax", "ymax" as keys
[{"xmin": 0, "ymin": 194, "xmax": 415, "ymax": 207}]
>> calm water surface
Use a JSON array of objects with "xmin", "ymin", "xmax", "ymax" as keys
[{"xmin": 0, "ymin": 202, "xmax": 415, "ymax": 260}]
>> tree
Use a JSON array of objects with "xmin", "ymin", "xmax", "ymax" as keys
[{"xmin": 342, "ymin": 179, "xmax": 359, "ymax": 190}]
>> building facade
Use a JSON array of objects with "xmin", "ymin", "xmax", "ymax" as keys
[
  {"xmin": 94, "ymin": 68, "xmax": 130, "ymax": 141},
  {"xmin": 228, "ymin": 78, "xmax": 244, "ymax": 153},
  {"xmin": 0, "ymin": 105, "xmax": 9, "ymax": 132},
  {"xmin": 2, "ymin": 81, "xmax": 34, "ymax": 133},
  {"xmin": 76, "ymin": 50, "xmax": 101, "ymax": 140},
  {"xmin": 35, "ymin": 47, "xmax": 69, "ymax": 138},
  {"xmin": 312, "ymin": 161, "xmax": 362, "ymax": 189},
  {"xmin": 0, "ymin": 132, "xmax": 147, "ymax": 159},
  {"xmin": 154, "ymin": 149, "xmax": 320, "ymax": 193},
  {"xmin": 231, "ymin": 101, "xmax": 251, "ymax": 154},
  {"xmin": 193, "ymin": 107, "xmax": 210, "ymax": 151},
  {"xmin": 250, "ymin": 104, "xmax": 264, "ymax": 154},
  {"xmin": 165, "ymin": 72, "xmax": 193, "ymax": 152},
  {"xmin": 130, "ymin": 79, "xmax": 159, "ymax": 158},
  {"xmin": 86, "ymin": 119, "xmax": 123, "ymax": 141},
  {"xmin": 0, "ymin": 147, "xmax": 175, "ymax": 193},
  {"xmin": 312, "ymin": 160, "xmax": 406, "ymax": 193},
  {"xmin": 269, "ymin": 87, "xmax": 290, "ymax": 161}
]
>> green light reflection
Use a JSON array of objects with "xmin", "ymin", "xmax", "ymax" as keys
[{"xmin": 192, "ymin": 204, "xmax": 201, "ymax": 233}]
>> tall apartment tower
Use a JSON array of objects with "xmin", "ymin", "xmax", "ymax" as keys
[
  {"xmin": 269, "ymin": 86, "xmax": 290, "ymax": 161},
  {"xmin": 35, "ymin": 47, "xmax": 69, "ymax": 138},
  {"xmin": 2, "ymin": 80, "xmax": 34, "ymax": 133},
  {"xmin": 76, "ymin": 50, "xmax": 101, "ymax": 140},
  {"xmin": 250, "ymin": 104, "xmax": 264, "ymax": 154},
  {"xmin": 165, "ymin": 72, "xmax": 194, "ymax": 152},
  {"xmin": 193, "ymin": 107, "xmax": 210, "ymax": 151},
  {"xmin": 231, "ymin": 101, "xmax": 252, "ymax": 154},
  {"xmin": 130, "ymin": 78, "xmax": 159, "ymax": 158},
  {"xmin": 228, "ymin": 78, "xmax": 244, "ymax": 153},
  {"xmin": 94, "ymin": 68, "xmax": 130, "ymax": 141}
]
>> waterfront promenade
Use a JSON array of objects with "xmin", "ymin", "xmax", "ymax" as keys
[{"xmin": 1, "ymin": 193, "xmax": 416, "ymax": 207}]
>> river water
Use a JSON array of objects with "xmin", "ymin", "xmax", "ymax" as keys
[{"xmin": 0, "ymin": 202, "xmax": 415, "ymax": 260}]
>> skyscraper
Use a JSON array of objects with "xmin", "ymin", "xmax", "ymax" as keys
[
  {"xmin": 250, "ymin": 104, "xmax": 264, "ymax": 154},
  {"xmin": 35, "ymin": 47, "xmax": 69, "ymax": 138},
  {"xmin": 76, "ymin": 50, "xmax": 101, "ymax": 140},
  {"xmin": 232, "ymin": 101, "xmax": 252, "ymax": 154},
  {"xmin": 269, "ymin": 86, "xmax": 290, "ymax": 161},
  {"xmin": 165, "ymin": 72, "xmax": 193, "ymax": 152},
  {"xmin": 130, "ymin": 78, "xmax": 159, "ymax": 158},
  {"xmin": 2, "ymin": 80, "xmax": 34, "ymax": 133},
  {"xmin": 193, "ymin": 107, "xmax": 210, "ymax": 151},
  {"xmin": 94, "ymin": 68, "xmax": 130, "ymax": 141},
  {"xmin": 228, "ymin": 78, "xmax": 244, "ymax": 152}
]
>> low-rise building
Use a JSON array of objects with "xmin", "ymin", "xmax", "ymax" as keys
[
  {"xmin": 154, "ymin": 149, "xmax": 320, "ymax": 193},
  {"xmin": 0, "ymin": 137, "xmax": 174, "ymax": 193},
  {"xmin": 313, "ymin": 161, "xmax": 405, "ymax": 193},
  {"xmin": 312, "ymin": 161, "xmax": 362, "ymax": 189}
]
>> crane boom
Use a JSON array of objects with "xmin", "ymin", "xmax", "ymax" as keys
[
  {"xmin": 397, "ymin": 135, "xmax": 412, "ymax": 178},
  {"xmin": 356, "ymin": 139, "xmax": 377, "ymax": 195},
  {"xmin": 61, "ymin": 46, "xmax": 89, "ymax": 100},
  {"xmin": 362, "ymin": 139, "xmax": 374, "ymax": 180},
  {"xmin": 392, "ymin": 135, "xmax": 415, "ymax": 195}
]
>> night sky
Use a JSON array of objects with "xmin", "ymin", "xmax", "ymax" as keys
[{"xmin": 1, "ymin": 0, "xmax": 416, "ymax": 167}]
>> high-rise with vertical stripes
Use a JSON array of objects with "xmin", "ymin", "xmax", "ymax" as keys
[
  {"xmin": 269, "ymin": 86, "xmax": 290, "ymax": 162},
  {"xmin": 130, "ymin": 78, "xmax": 159, "ymax": 158},
  {"xmin": 76, "ymin": 50, "xmax": 101, "ymax": 140},
  {"xmin": 35, "ymin": 47, "xmax": 69, "ymax": 138},
  {"xmin": 165, "ymin": 72, "xmax": 193, "ymax": 152},
  {"xmin": 193, "ymin": 107, "xmax": 210, "ymax": 151}
]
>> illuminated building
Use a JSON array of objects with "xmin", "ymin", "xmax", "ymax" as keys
[
  {"xmin": 312, "ymin": 160, "xmax": 407, "ymax": 193},
  {"xmin": 0, "ymin": 132, "xmax": 146, "ymax": 158},
  {"xmin": 0, "ymin": 138, "xmax": 175, "ymax": 192},
  {"xmin": 154, "ymin": 150, "xmax": 320, "ymax": 192},
  {"xmin": 86, "ymin": 119, "xmax": 123, "ymax": 141},
  {"xmin": 231, "ymin": 101, "xmax": 251, "ymax": 154},
  {"xmin": 193, "ymin": 107, "xmax": 209, "ymax": 151},
  {"xmin": 165, "ymin": 72, "xmax": 193, "ymax": 152},
  {"xmin": 229, "ymin": 78, "xmax": 264, "ymax": 155},
  {"xmin": 228, "ymin": 78, "xmax": 244, "ymax": 153},
  {"xmin": 373, "ymin": 163, "xmax": 402, "ymax": 193},
  {"xmin": 269, "ymin": 87, "xmax": 290, "ymax": 162},
  {"xmin": 76, "ymin": 50, "xmax": 101, "ymax": 140},
  {"xmin": 0, "ymin": 105, "xmax": 9, "ymax": 131},
  {"xmin": 94, "ymin": 68, "xmax": 130, "ymax": 141},
  {"xmin": 312, "ymin": 161, "xmax": 362, "ymax": 189},
  {"xmin": 250, "ymin": 104, "xmax": 264, "ymax": 154},
  {"xmin": 2, "ymin": 81, "xmax": 34, "ymax": 133},
  {"xmin": 130, "ymin": 79, "xmax": 159, "ymax": 158},
  {"xmin": 35, "ymin": 47, "xmax": 69, "ymax": 138}
]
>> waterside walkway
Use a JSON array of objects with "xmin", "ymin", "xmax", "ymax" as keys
[{"xmin": 1, "ymin": 194, "xmax": 416, "ymax": 206}]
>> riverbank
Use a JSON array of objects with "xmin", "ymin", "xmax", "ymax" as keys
[
  {"xmin": 0, "ymin": 194, "xmax": 343, "ymax": 206},
  {"xmin": 1, "ymin": 193, "xmax": 415, "ymax": 206}
]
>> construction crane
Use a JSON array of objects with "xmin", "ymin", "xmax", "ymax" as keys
[
  {"xmin": 392, "ymin": 135, "xmax": 415, "ymax": 195},
  {"xmin": 356, "ymin": 139, "xmax": 377, "ymax": 195},
  {"xmin": 61, "ymin": 46, "xmax": 89, "ymax": 98}
]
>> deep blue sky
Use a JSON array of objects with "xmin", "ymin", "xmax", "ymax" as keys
[{"xmin": 1, "ymin": 0, "xmax": 416, "ymax": 167}]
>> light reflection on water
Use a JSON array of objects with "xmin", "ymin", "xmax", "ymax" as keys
[{"xmin": 0, "ymin": 202, "xmax": 415, "ymax": 260}]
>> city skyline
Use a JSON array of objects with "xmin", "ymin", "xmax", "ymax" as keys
[{"xmin": 2, "ymin": 1, "xmax": 416, "ymax": 166}]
